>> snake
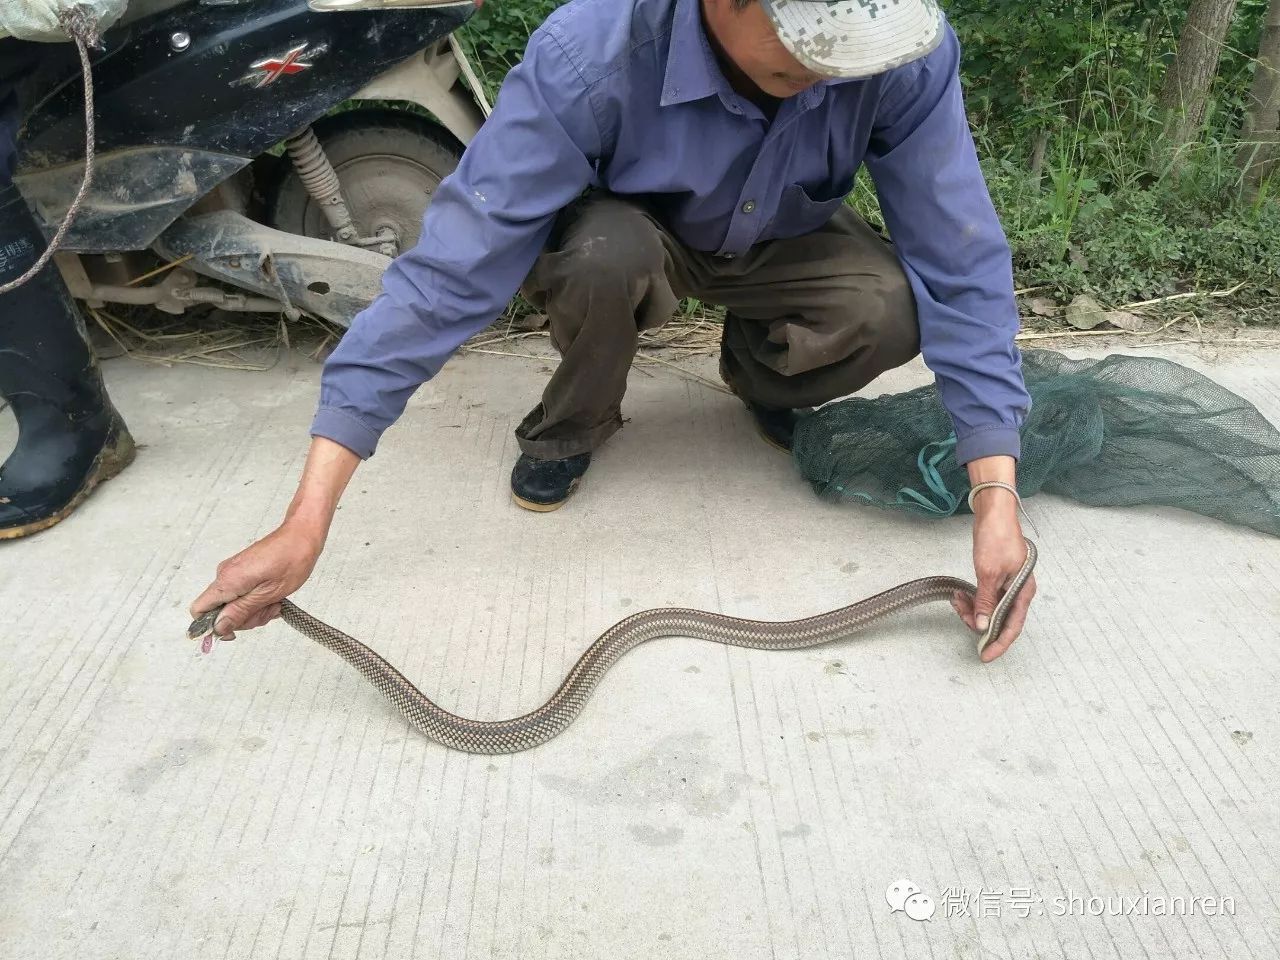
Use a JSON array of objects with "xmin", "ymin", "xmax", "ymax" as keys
[{"xmin": 187, "ymin": 539, "xmax": 1036, "ymax": 755}]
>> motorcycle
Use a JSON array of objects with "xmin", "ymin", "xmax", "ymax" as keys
[{"xmin": 11, "ymin": 0, "xmax": 489, "ymax": 327}]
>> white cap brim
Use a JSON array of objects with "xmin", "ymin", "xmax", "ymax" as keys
[{"xmin": 761, "ymin": 0, "xmax": 944, "ymax": 79}]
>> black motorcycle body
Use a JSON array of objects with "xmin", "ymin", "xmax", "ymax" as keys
[{"xmin": 13, "ymin": 0, "xmax": 487, "ymax": 325}]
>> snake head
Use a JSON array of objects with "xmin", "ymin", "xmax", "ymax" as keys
[{"xmin": 187, "ymin": 606, "xmax": 228, "ymax": 653}]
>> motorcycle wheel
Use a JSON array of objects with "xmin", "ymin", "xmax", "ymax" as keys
[{"xmin": 267, "ymin": 109, "xmax": 463, "ymax": 256}]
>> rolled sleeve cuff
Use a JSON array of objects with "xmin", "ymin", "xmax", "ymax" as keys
[
  {"xmin": 955, "ymin": 425, "xmax": 1021, "ymax": 466},
  {"xmin": 310, "ymin": 407, "xmax": 381, "ymax": 460}
]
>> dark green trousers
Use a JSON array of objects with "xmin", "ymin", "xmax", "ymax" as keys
[{"xmin": 516, "ymin": 191, "xmax": 921, "ymax": 459}]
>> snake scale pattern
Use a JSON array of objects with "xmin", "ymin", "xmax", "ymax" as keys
[{"xmin": 188, "ymin": 539, "xmax": 1037, "ymax": 754}]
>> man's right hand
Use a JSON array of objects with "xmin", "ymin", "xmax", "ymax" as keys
[
  {"xmin": 189, "ymin": 522, "xmax": 324, "ymax": 640},
  {"xmin": 189, "ymin": 436, "xmax": 361, "ymax": 640}
]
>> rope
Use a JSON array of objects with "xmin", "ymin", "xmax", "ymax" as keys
[{"xmin": 0, "ymin": 7, "xmax": 101, "ymax": 295}]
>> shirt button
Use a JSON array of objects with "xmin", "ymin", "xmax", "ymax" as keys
[
  {"xmin": 741, "ymin": 200, "xmax": 757, "ymax": 214},
  {"xmin": 721, "ymin": 253, "xmax": 736, "ymax": 260}
]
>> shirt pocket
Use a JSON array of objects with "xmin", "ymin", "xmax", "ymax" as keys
[{"xmin": 769, "ymin": 182, "xmax": 849, "ymax": 239}]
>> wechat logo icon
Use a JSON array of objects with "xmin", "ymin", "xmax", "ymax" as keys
[{"xmin": 887, "ymin": 879, "xmax": 936, "ymax": 921}]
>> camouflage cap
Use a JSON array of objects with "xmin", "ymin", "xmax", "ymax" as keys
[{"xmin": 760, "ymin": 0, "xmax": 944, "ymax": 79}]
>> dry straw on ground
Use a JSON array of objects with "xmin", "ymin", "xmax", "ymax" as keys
[{"xmin": 81, "ymin": 283, "xmax": 1279, "ymax": 394}]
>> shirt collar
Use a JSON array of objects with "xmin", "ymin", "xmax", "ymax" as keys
[
  {"xmin": 661, "ymin": 0, "xmax": 731, "ymax": 106},
  {"xmin": 661, "ymin": 0, "xmax": 831, "ymax": 115}
]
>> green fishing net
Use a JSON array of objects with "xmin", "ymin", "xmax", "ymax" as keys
[{"xmin": 791, "ymin": 349, "xmax": 1280, "ymax": 537}]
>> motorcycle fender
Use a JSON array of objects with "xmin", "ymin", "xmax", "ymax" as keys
[
  {"xmin": 15, "ymin": 147, "xmax": 249, "ymax": 254},
  {"xmin": 350, "ymin": 36, "xmax": 489, "ymax": 147}
]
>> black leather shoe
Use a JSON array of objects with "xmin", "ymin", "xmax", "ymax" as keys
[
  {"xmin": 511, "ymin": 452, "xmax": 591, "ymax": 512},
  {"xmin": 741, "ymin": 398, "xmax": 802, "ymax": 453},
  {"xmin": 719, "ymin": 356, "xmax": 807, "ymax": 454},
  {"xmin": 0, "ymin": 182, "xmax": 136, "ymax": 539}
]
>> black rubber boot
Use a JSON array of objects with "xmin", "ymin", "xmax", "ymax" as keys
[
  {"xmin": 0, "ymin": 183, "xmax": 135, "ymax": 539},
  {"xmin": 511, "ymin": 452, "xmax": 591, "ymax": 512}
]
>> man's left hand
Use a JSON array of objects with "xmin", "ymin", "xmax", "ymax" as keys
[{"xmin": 950, "ymin": 457, "xmax": 1037, "ymax": 662}]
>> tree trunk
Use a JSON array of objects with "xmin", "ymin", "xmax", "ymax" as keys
[
  {"xmin": 1238, "ymin": 0, "xmax": 1280, "ymax": 193},
  {"xmin": 1160, "ymin": 0, "xmax": 1239, "ymax": 150},
  {"xmin": 1029, "ymin": 129, "xmax": 1050, "ymax": 187}
]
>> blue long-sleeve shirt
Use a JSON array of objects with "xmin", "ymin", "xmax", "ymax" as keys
[{"xmin": 312, "ymin": 0, "xmax": 1030, "ymax": 465}]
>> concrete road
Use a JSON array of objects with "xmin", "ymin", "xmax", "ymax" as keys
[{"xmin": 1, "ymin": 342, "xmax": 1277, "ymax": 959}]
